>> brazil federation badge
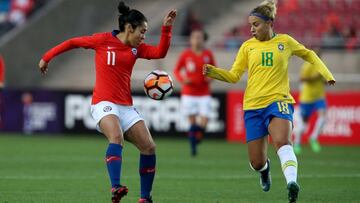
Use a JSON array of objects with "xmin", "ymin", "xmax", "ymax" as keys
[{"xmin": 278, "ymin": 43, "xmax": 285, "ymax": 51}]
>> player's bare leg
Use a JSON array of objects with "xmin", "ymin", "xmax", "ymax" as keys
[
  {"xmin": 293, "ymin": 116, "xmax": 307, "ymax": 155},
  {"xmin": 247, "ymin": 137, "xmax": 271, "ymax": 192},
  {"xmin": 125, "ymin": 121, "xmax": 155, "ymax": 203},
  {"xmin": 197, "ymin": 115, "xmax": 208, "ymax": 142},
  {"xmin": 309, "ymin": 109, "xmax": 326, "ymax": 153},
  {"xmin": 269, "ymin": 117, "xmax": 299, "ymax": 202},
  {"xmin": 100, "ymin": 115, "xmax": 128, "ymax": 203}
]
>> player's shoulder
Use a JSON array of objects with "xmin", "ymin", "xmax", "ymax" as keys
[
  {"xmin": 203, "ymin": 48, "xmax": 214, "ymax": 55},
  {"xmin": 276, "ymin": 33, "xmax": 297, "ymax": 43},
  {"xmin": 178, "ymin": 48, "xmax": 193, "ymax": 57},
  {"xmin": 92, "ymin": 32, "xmax": 112, "ymax": 39}
]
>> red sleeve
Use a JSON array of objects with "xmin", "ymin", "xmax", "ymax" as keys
[
  {"xmin": 138, "ymin": 26, "xmax": 172, "ymax": 59},
  {"xmin": 173, "ymin": 51, "xmax": 186, "ymax": 83},
  {"xmin": 0, "ymin": 55, "xmax": 4, "ymax": 83},
  {"xmin": 42, "ymin": 34, "xmax": 103, "ymax": 63}
]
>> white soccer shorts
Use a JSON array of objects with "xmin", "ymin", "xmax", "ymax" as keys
[
  {"xmin": 91, "ymin": 101, "xmax": 143, "ymax": 133},
  {"xmin": 181, "ymin": 95, "xmax": 212, "ymax": 117}
]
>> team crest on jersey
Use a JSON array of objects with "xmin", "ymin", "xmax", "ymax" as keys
[
  {"xmin": 131, "ymin": 48, "xmax": 138, "ymax": 56},
  {"xmin": 103, "ymin": 106, "xmax": 112, "ymax": 112},
  {"xmin": 278, "ymin": 43, "xmax": 285, "ymax": 51},
  {"xmin": 203, "ymin": 56, "xmax": 210, "ymax": 63}
]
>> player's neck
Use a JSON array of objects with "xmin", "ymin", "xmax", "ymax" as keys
[
  {"xmin": 116, "ymin": 33, "xmax": 130, "ymax": 45},
  {"xmin": 263, "ymin": 30, "xmax": 275, "ymax": 41},
  {"xmin": 191, "ymin": 46, "xmax": 203, "ymax": 55}
]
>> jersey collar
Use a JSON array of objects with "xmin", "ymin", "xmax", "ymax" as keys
[{"xmin": 112, "ymin": 30, "xmax": 120, "ymax": 37}]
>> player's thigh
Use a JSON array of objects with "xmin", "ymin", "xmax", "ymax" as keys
[
  {"xmin": 91, "ymin": 101, "xmax": 123, "ymax": 143},
  {"xmin": 124, "ymin": 120, "xmax": 156, "ymax": 155},
  {"xmin": 268, "ymin": 117, "xmax": 292, "ymax": 150},
  {"xmin": 188, "ymin": 115, "xmax": 197, "ymax": 125},
  {"xmin": 99, "ymin": 114, "xmax": 124, "ymax": 144},
  {"xmin": 247, "ymin": 137, "xmax": 268, "ymax": 169},
  {"xmin": 198, "ymin": 116, "xmax": 208, "ymax": 128}
]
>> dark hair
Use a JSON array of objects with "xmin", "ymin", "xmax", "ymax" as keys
[
  {"xmin": 118, "ymin": 1, "xmax": 147, "ymax": 32},
  {"xmin": 191, "ymin": 29, "xmax": 209, "ymax": 41}
]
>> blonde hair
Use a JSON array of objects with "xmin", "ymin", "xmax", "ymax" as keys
[{"xmin": 251, "ymin": 0, "xmax": 277, "ymax": 20}]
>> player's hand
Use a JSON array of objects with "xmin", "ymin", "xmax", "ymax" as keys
[
  {"xmin": 203, "ymin": 64, "xmax": 213, "ymax": 76},
  {"xmin": 183, "ymin": 78, "xmax": 192, "ymax": 85},
  {"xmin": 39, "ymin": 59, "xmax": 49, "ymax": 75},
  {"xmin": 163, "ymin": 9, "xmax": 177, "ymax": 26},
  {"xmin": 327, "ymin": 80, "xmax": 336, "ymax": 86}
]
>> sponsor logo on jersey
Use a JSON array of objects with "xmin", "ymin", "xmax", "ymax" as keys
[
  {"xmin": 278, "ymin": 43, "xmax": 285, "ymax": 51},
  {"xmin": 131, "ymin": 48, "xmax": 138, "ymax": 56},
  {"xmin": 103, "ymin": 106, "xmax": 112, "ymax": 112}
]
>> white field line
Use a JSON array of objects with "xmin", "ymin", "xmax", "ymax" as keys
[{"xmin": 1, "ymin": 173, "xmax": 359, "ymax": 180}]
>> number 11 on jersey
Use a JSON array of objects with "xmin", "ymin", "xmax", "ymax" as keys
[{"xmin": 107, "ymin": 51, "xmax": 116, "ymax": 66}]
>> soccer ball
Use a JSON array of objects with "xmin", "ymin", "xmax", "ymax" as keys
[{"xmin": 144, "ymin": 70, "xmax": 173, "ymax": 100}]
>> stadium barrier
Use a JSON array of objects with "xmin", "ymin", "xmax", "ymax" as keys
[
  {"xmin": 1, "ymin": 89, "xmax": 360, "ymax": 145},
  {"xmin": 0, "ymin": 90, "xmax": 226, "ymax": 138}
]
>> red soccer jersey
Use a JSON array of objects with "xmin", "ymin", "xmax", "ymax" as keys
[
  {"xmin": 173, "ymin": 48, "xmax": 216, "ymax": 96},
  {"xmin": 43, "ymin": 26, "xmax": 172, "ymax": 105}
]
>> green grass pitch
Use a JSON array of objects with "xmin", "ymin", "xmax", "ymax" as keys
[{"xmin": 0, "ymin": 134, "xmax": 359, "ymax": 203}]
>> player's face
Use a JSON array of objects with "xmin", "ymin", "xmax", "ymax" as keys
[
  {"xmin": 190, "ymin": 30, "xmax": 205, "ymax": 50},
  {"xmin": 129, "ymin": 22, "xmax": 148, "ymax": 47},
  {"xmin": 248, "ymin": 16, "xmax": 272, "ymax": 41}
]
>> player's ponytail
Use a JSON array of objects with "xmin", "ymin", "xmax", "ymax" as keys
[
  {"xmin": 117, "ymin": 1, "xmax": 147, "ymax": 32},
  {"xmin": 250, "ymin": 0, "xmax": 277, "ymax": 21},
  {"xmin": 118, "ymin": 1, "xmax": 130, "ymax": 15}
]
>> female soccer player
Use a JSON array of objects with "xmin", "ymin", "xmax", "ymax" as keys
[
  {"xmin": 293, "ymin": 49, "xmax": 327, "ymax": 154},
  {"xmin": 38, "ymin": 1, "xmax": 176, "ymax": 203},
  {"xmin": 203, "ymin": 1, "xmax": 335, "ymax": 202},
  {"xmin": 173, "ymin": 29, "xmax": 216, "ymax": 156}
]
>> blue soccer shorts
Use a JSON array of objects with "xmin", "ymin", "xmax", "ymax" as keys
[
  {"xmin": 244, "ymin": 101, "xmax": 294, "ymax": 143},
  {"xmin": 299, "ymin": 99, "xmax": 326, "ymax": 120}
]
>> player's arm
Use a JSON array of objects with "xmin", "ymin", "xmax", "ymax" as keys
[
  {"xmin": 205, "ymin": 50, "xmax": 217, "ymax": 83},
  {"xmin": 39, "ymin": 35, "xmax": 100, "ymax": 75},
  {"xmin": 299, "ymin": 63, "xmax": 323, "ymax": 82},
  {"xmin": 139, "ymin": 10, "xmax": 176, "ymax": 59},
  {"xmin": 203, "ymin": 45, "xmax": 246, "ymax": 83},
  {"xmin": 173, "ymin": 52, "xmax": 187, "ymax": 83},
  {"xmin": 288, "ymin": 35, "xmax": 335, "ymax": 85},
  {"xmin": 302, "ymin": 51, "xmax": 335, "ymax": 85},
  {"xmin": 300, "ymin": 73, "xmax": 322, "ymax": 82}
]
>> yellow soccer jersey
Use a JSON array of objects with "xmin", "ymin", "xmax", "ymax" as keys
[
  {"xmin": 207, "ymin": 34, "xmax": 335, "ymax": 110},
  {"xmin": 299, "ymin": 62, "xmax": 326, "ymax": 103}
]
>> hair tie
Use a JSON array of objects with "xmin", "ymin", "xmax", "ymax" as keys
[{"xmin": 249, "ymin": 12, "xmax": 272, "ymax": 21}]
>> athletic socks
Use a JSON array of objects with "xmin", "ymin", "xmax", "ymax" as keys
[
  {"xmin": 294, "ymin": 118, "xmax": 305, "ymax": 146},
  {"xmin": 188, "ymin": 124, "xmax": 199, "ymax": 156},
  {"xmin": 139, "ymin": 154, "xmax": 156, "ymax": 199},
  {"xmin": 105, "ymin": 143, "xmax": 123, "ymax": 188},
  {"xmin": 310, "ymin": 115, "xmax": 325, "ymax": 140},
  {"xmin": 277, "ymin": 145, "xmax": 298, "ymax": 184}
]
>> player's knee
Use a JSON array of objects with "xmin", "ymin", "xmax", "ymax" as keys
[
  {"xmin": 107, "ymin": 132, "xmax": 123, "ymax": 144},
  {"xmin": 273, "ymin": 141, "xmax": 291, "ymax": 151},
  {"xmin": 140, "ymin": 142, "xmax": 156, "ymax": 155}
]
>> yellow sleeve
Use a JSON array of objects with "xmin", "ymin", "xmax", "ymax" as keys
[
  {"xmin": 206, "ymin": 44, "xmax": 247, "ymax": 83},
  {"xmin": 287, "ymin": 35, "xmax": 335, "ymax": 82}
]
